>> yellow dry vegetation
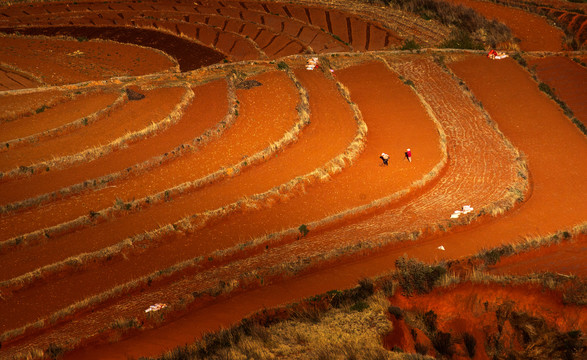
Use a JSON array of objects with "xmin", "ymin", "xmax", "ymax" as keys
[{"xmin": 206, "ymin": 292, "xmax": 425, "ymax": 360}]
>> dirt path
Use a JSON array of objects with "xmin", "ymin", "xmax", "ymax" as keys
[{"xmin": 0, "ymin": 80, "xmax": 226, "ymax": 206}]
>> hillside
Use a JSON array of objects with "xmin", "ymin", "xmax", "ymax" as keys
[{"xmin": 0, "ymin": 0, "xmax": 585, "ymax": 359}]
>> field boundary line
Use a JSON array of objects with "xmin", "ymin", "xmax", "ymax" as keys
[
  {"xmin": 0, "ymin": 90, "xmax": 127, "ymax": 152},
  {"xmin": 0, "ymin": 76, "xmax": 238, "ymax": 214},
  {"xmin": 0, "ymin": 85, "xmax": 194, "ymax": 180},
  {"xmin": 0, "ymin": 61, "xmax": 45, "ymax": 87}
]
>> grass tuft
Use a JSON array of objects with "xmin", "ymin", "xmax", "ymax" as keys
[{"xmin": 395, "ymin": 255, "xmax": 447, "ymax": 296}]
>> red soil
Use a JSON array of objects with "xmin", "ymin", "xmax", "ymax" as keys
[
  {"xmin": 0, "ymin": 35, "xmax": 177, "ymax": 84},
  {"xmin": 489, "ymin": 233, "xmax": 587, "ymax": 277},
  {"xmin": 0, "ymin": 80, "xmax": 226, "ymax": 206},
  {"xmin": 0, "ymin": 86, "xmax": 186, "ymax": 174},
  {"xmin": 0, "ymin": 70, "xmax": 303, "ymax": 330},
  {"xmin": 448, "ymin": 55, "xmax": 587, "ymax": 236},
  {"xmin": 0, "ymin": 0, "xmax": 584, "ymax": 358},
  {"xmin": 59, "ymin": 54, "xmax": 587, "ymax": 360},
  {"xmin": 387, "ymin": 282, "xmax": 586, "ymax": 359},
  {"xmin": 528, "ymin": 55, "xmax": 587, "ymax": 125},
  {"xmin": 0, "ymin": 0, "xmax": 400, "ymax": 62},
  {"xmin": 447, "ymin": 0, "xmax": 564, "ymax": 51},
  {"xmin": 0, "ymin": 89, "xmax": 64, "ymax": 122},
  {"xmin": 0, "ymin": 60, "xmax": 442, "ymax": 355},
  {"xmin": 0, "ymin": 67, "xmax": 39, "ymax": 90},
  {"xmin": 0, "ymin": 90, "xmax": 118, "ymax": 143}
]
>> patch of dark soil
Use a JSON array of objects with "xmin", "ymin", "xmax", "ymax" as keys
[
  {"xmin": 236, "ymin": 80, "xmax": 263, "ymax": 89},
  {"xmin": 125, "ymin": 88, "xmax": 145, "ymax": 100},
  {"xmin": 0, "ymin": 26, "xmax": 225, "ymax": 72}
]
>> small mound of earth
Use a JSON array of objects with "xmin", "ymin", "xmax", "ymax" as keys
[
  {"xmin": 236, "ymin": 80, "xmax": 263, "ymax": 89},
  {"xmin": 126, "ymin": 88, "xmax": 145, "ymax": 101}
]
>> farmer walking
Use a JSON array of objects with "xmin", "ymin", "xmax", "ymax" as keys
[
  {"xmin": 380, "ymin": 152, "xmax": 389, "ymax": 166},
  {"xmin": 405, "ymin": 148, "xmax": 412, "ymax": 162}
]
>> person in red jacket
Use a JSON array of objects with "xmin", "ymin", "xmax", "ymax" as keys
[{"xmin": 405, "ymin": 148, "xmax": 412, "ymax": 162}]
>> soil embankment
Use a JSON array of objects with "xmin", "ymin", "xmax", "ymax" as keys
[{"xmin": 447, "ymin": 0, "xmax": 564, "ymax": 51}]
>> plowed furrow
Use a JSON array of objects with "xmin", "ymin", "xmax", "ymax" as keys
[
  {"xmin": 0, "ymin": 68, "xmax": 37, "ymax": 90},
  {"xmin": 0, "ymin": 61, "xmax": 441, "ymax": 356}
]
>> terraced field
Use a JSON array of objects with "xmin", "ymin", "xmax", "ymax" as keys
[{"xmin": 0, "ymin": 0, "xmax": 585, "ymax": 359}]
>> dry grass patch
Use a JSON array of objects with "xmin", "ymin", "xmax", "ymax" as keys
[{"xmin": 150, "ymin": 287, "xmax": 413, "ymax": 360}]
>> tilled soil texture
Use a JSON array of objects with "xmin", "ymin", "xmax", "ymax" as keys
[
  {"xmin": 0, "ymin": 34, "xmax": 178, "ymax": 85},
  {"xmin": 0, "ymin": 0, "xmax": 585, "ymax": 358},
  {"xmin": 0, "ymin": 59, "xmax": 443, "ymax": 358},
  {"xmin": 0, "ymin": 89, "xmax": 67, "ymax": 122},
  {"xmin": 0, "ymin": 70, "xmax": 302, "ymax": 331},
  {"xmin": 0, "ymin": 26, "xmax": 224, "ymax": 72},
  {"xmin": 0, "ymin": 80, "xmax": 226, "ymax": 206},
  {"xmin": 0, "ymin": 0, "xmax": 403, "ymax": 61}
]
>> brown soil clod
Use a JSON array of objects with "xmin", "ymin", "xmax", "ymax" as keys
[
  {"xmin": 125, "ymin": 88, "xmax": 145, "ymax": 101},
  {"xmin": 235, "ymin": 79, "xmax": 263, "ymax": 89}
]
